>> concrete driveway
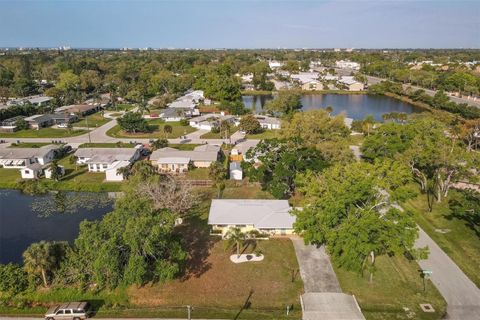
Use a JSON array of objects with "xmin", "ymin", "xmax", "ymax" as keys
[
  {"xmin": 415, "ymin": 227, "xmax": 480, "ymax": 319},
  {"xmin": 291, "ymin": 238, "xmax": 341, "ymax": 293}
]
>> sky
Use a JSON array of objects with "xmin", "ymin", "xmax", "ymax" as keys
[{"xmin": 0, "ymin": 0, "xmax": 479, "ymax": 49}]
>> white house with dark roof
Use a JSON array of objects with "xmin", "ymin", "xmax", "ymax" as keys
[
  {"xmin": 150, "ymin": 144, "xmax": 220, "ymax": 173},
  {"xmin": 74, "ymin": 147, "xmax": 141, "ymax": 181},
  {"xmin": 208, "ymin": 199, "xmax": 296, "ymax": 235}
]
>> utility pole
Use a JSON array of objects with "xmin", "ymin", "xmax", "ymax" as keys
[
  {"xmin": 86, "ymin": 114, "xmax": 91, "ymax": 144},
  {"xmin": 186, "ymin": 305, "xmax": 192, "ymax": 320}
]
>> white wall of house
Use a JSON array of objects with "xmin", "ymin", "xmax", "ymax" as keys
[
  {"xmin": 88, "ymin": 162, "xmax": 109, "ymax": 172},
  {"xmin": 192, "ymin": 160, "xmax": 213, "ymax": 168},
  {"xmin": 20, "ymin": 168, "xmax": 40, "ymax": 179},
  {"xmin": 37, "ymin": 151, "xmax": 55, "ymax": 165},
  {"xmin": 105, "ymin": 168, "xmax": 124, "ymax": 181}
]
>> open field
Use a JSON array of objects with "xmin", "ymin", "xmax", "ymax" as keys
[
  {"xmin": 404, "ymin": 191, "xmax": 480, "ymax": 287},
  {"xmin": 185, "ymin": 167, "xmax": 210, "ymax": 180},
  {"xmin": 107, "ymin": 120, "xmax": 196, "ymax": 139},
  {"xmin": 73, "ymin": 113, "xmax": 110, "ymax": 127},
  {"xmin": 334, "ymin": 254, "xmax": 446, "ymax": 320},
  {"xmin": 0, "ymin": 128, "xmax": 87, "ymax": 138}
]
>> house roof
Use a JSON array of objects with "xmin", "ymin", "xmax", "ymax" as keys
[
  {"xmin": 254, "ymin": 115, "xmax": 281, "ymax": 125},
  {"xmin": 208, "ymin": 199, "xmax": 295, "ymax": 229},
  {"xmin": 150, "ymin": 144, "xmax": 220, "ymax": 163},
  {"xmin": 24, "ymin": 114, "xmax": 52, "ymax": 123},
  {"xmin": 74, "ymin": 148, "xmax": 137, "ymax": 164},
  {"xmin": 168, "ymin": 100, "xmax": 196, "ymax": 109},
  {"xmin": 55, "ymin": 104, "xmax": 97, "ymax": 113},
  {"xmin": 157, "ymin": 157, "xmax": 191, "ymax": 164},
  {"xmin": 28, "ymin": 96, "xmax": 52, "ymax": 104},
  {"xmin": 0, "ymin": 145, "xmax": 57, "ymax": 160}
]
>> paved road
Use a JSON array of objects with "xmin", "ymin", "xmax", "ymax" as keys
[
  {"xmin": 415, "ymin": 227, "xmax": 480, "ymax": 319},
  {"xmin": 291, "ymin": 238, "xmax": 341, "ymax": 292},
  {"xmin": 366, "ymin": 75, "xmax": 480, "ymax": 108}
]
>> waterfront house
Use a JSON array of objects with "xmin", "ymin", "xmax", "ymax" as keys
[
  {"xmin": 150, "ymin": 144, "xmax": 220, "ymax": 173},
  {"xmin": 74, "ymin": 147, "xmax": 142, "ymax": 181},
  {"xmin": 208, "ymin": 199, "xmax": 296, "ymax": 236},
  {"xmin": 0, "ymin": 145, "xmax": 58, "ymax": 169},
  {"xmin": 254, "ymin": 115, "xmax": 281, "ymax": 130}
]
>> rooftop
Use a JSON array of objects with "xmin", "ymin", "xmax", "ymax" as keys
[
  {"xmin": 150, "ymin": 144, "xmax": 220, "ymax": 162},
  {"xmin": 0, "ymin": 145, "xmax": 58, "ymax": 160},
  {"xmin": 75, "ymin": 148, "xmax": 138, "ymax": 164},
  {"xmin": 208, "ymin": 199, "xmax": 295, "ymax": 229}
]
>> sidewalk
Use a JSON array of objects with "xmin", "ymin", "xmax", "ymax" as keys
[{"xmin": 415, "ymin": 227, "xmax": 480, "ymax": 319}]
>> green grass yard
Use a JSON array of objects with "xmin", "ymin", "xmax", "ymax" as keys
[
  {"xmin": 8, "ymin": 142, "xmax": 55, "ymax": 148},
  {"xmin": 334, "ymin": 255, "xmax": 446, "ymax": 320},
  {"xmin": 0, "ymin": 128, "xmax": 87, "ymax": 138},
  {"xmin": 404, "ymin": 191, "xmax": 480, "ymax": 287},
  {"xmin": 200, "ymin": 128, "xmax": 239, "ymax": 139},
  {"xmin": 107, "ymin": 120, "xmax": 196, "ymax": 139},
  {"xmin": 73, "ymin": 113, "xmax": 110, "ymax": 127},
  {"xmin": 246, "ymin": 129, "xmax": 280, "ymax": 140}
]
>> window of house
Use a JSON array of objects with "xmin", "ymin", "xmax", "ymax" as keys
[
  {"xmin": 24, "ymin": 170, "xmax": 30, "ymax": 174},
  {"xmin": 102, "ymin": 164, "xmax": 108, "ymax": 169}
]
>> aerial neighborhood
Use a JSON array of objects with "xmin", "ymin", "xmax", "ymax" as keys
[{"xmin": 0, "ymin": 2, "xmax": 480, "ymax": 320}]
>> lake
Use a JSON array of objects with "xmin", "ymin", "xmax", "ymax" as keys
[
  {"xmin": 0, "ymin": 190, "xmax": 112, "ymax": 264},
  {"xmin": 242, "ymin": 93, "xmax": 422, "ymax": 121}
]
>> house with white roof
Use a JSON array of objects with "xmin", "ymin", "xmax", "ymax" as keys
[
  {"xmin": 208, "ymin": 199, "xmax": 296, "ymax": 235},
  {"xmin": 189, "ymin": 114, "xmax": 238, "ymax": 131},
  {"xmin": 335, "ymin": 60, "xmax": 361, "ymax": 70},
  {"xmin": 338, "ymin": 76, "xmax": 364, "ymax": 91},
  {"xmin": 150, "ymin": 144, "xmax": 221, "ymax": 173},
  {"xmin": 253, "ymin": 115, "xmax": 281, "ymax": 130},
  {"xmin": 74, "ymin": 147, "xmax": 142, "ymax": 181},
  {"xmin": 268, "ymin": 60, "xmax": 283, "ymax": 69},
  {"xmin": 229, "ymin": 162, "xmax": 243, "ymax": 180}
]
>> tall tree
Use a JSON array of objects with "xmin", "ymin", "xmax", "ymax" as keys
[{"xmin": 23, "ymin": 241, "xmax": 67, "ymax": 288}]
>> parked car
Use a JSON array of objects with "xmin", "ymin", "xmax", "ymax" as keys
[
  {"xmin": 45, "ymin": 302, "xmax": 90, "ymax": 320},
  {"xmin": 57, "ymin": 123, "xmax": 68, "ymax": 128}
]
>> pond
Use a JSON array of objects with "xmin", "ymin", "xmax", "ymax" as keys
[
  {"xmin": 242, "ymin": 93, "xmax": 423, "ymax": 121},
  {"xmin": 0, "ymin": 189, "xmax": 112, "ymax": 264}
]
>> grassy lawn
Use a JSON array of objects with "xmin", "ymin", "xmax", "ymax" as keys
[
  {"xmin": 185, "ymin": 168, "xmax": 210, "ymax": 180},
  {"xmin": 0, "ymin": 128, "xmax": 87, "ymax": 138},
  {"xmin": 8, "ymin": 142, "xmax": 55, "ymax": 148},
  {"xmin": 334, "ymin": 255, "xmax": 446, "ymax": 320},
  {"xmin": 404, "ymin": 191, "xmax": 480, "ymax": 287},
  {"xmin": 201, "ymin": 128, "xmax": 239, "ymax": 139},
  {"xmin": 73, "ymin": 113, "xmax": 110, "ymax": 127},
  {"xmin": 221, "ymin": 183, "xmax": 274, "ymax": 199},
  {"xmin": 107, "ymin": 120, "xmax": 196, "ymax": 139},
  {"xmin": 78, "ymin": 142, "xmax": 134, "ymax": 148},
  {"xmin": 109, "ymin": 103, "xmax": 135, "ymax": 111},
  {"xmin": 168, "ymin": 143, "xmax": 201, "ymax": 150},
  {"xmin": 246, "ymin": 130, "xmax": 280, "ymax": 140},
  {"xmin": 0, "ymin": 156, "xmax": 123, "ymax": 192}
]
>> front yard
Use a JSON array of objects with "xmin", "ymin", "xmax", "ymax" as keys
[
  {"xmin": 246, "ymin": 129, "xmax": 280, "ymax": 140},
  {"xmin": 335, "ymin": 254, "xmax": 446, "ymax": 320},
  {"xmin": 404, "ymin": 191, "xmax": 480, "ymax": 287},
  {"xmin": 106, "ymin": 120, "xmax": 196, "ymax": 139},
  {"xmin": 0, "ymin": 128, "xmax": 87, "ymax": 138},
  {"xmin": 72, "ymin": 113, "xmax": 110, "ymax": 128}
]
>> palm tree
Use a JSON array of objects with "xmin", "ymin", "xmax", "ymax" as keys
[
  {"xmin": 47, "ymin": 160, "xmax": 61, "ymax": 181},
  {"xmin": 22, "ymin": 241, "xmax": 55, "ymax": 287},
  {"xmin": 220, "ymin": 120, "xmax": 232, "ymax": 141},
  {"xmin": 137, "ymin": 97, "xmax": 150, "ymax": 116},
  {"xmin": 225, "ymin": 227, "xmax": 246, "ymax": 258},
  {"xmin": 117, "ymin": 164, "xmax": 132, "ymax": 180},
  {"xmin": 325, "ymin": 106, "xmax": 333, "ymax": 115},
  {"xmin": 163, "ymin": 124, "xmax": 173, "ymax": 139}
]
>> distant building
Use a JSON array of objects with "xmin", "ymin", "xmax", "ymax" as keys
[
  {"xmin": 24, "ymin": 114, "xmax": 54, "ymax": 129},
  {"xmin": 6, "ymin": 95, "xmax": 52, "ymax": 107},
  {"xmin": 338, "ymin": 76, "xmax": 365, "ymax": 91},
  {"xmin": 253, "ymin": 115, "xmax": 281, "ymax": 130},
  {"xmin": 55, "ymin": 104, "xmax": 100, "ymax": 116},
  {"xmin": 189, "ymin": 114, "xmax": 238, "ymax": 131},
  {"xmin": 268, "ymin": 60, "xmax": 283, "ymax": 69},
  {"xmin": 335, "ymin": 60, "xmax": 361, "ymax": 70}
]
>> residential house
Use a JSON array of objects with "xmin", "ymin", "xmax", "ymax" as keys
[
  {"xmin": 55, "ymin": 104, "xmax": 100, "ymax": 116},
  {"xmin": 254, "ymin": 115, "xmax": 281, "ymax": 130},
  {"xmin": 208, "ymin": 199, "xmax": 296, "ymax": 235},
  {"xmin": 0, "ymin": 116, "xmax": 25, "ymax": 132},
  {"xmin": 338, "ymin": 76, "xmax": 365, "ymax": 91},
  {"xmin": 20, "ymin": 163, "xmax": 43, "ymax": 179},
  {"xmin": 168, "ymin": 90, "xmax": 204, "ymax": 109},
  {"xmin": 25, "ymin": 114, "xmax": 54, "ymax": 129},
  {"xmin": 6, "ymin": 95, "xmax": 52, "ymax": 107},
  {"xmin": 189, "ymin": 114, "xmax": 238, "ymax": 131},
  {"xmin": 150, "ymin": 144, "xmax": 221, "ymax": 173},
  {"xmin": 268, "ymin": 60, "xmax": 283, "ymax": 69},
  {"xmin": 74, "ymin": 147, "xmax": 142, "ymax": 181},
  {"xmin": 0, "ymin": 145, "xmax": 58, "ymax": 169},
  {"xmin": 159, "ymin": 108, "xmax": 185, "ymax": 122}
]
